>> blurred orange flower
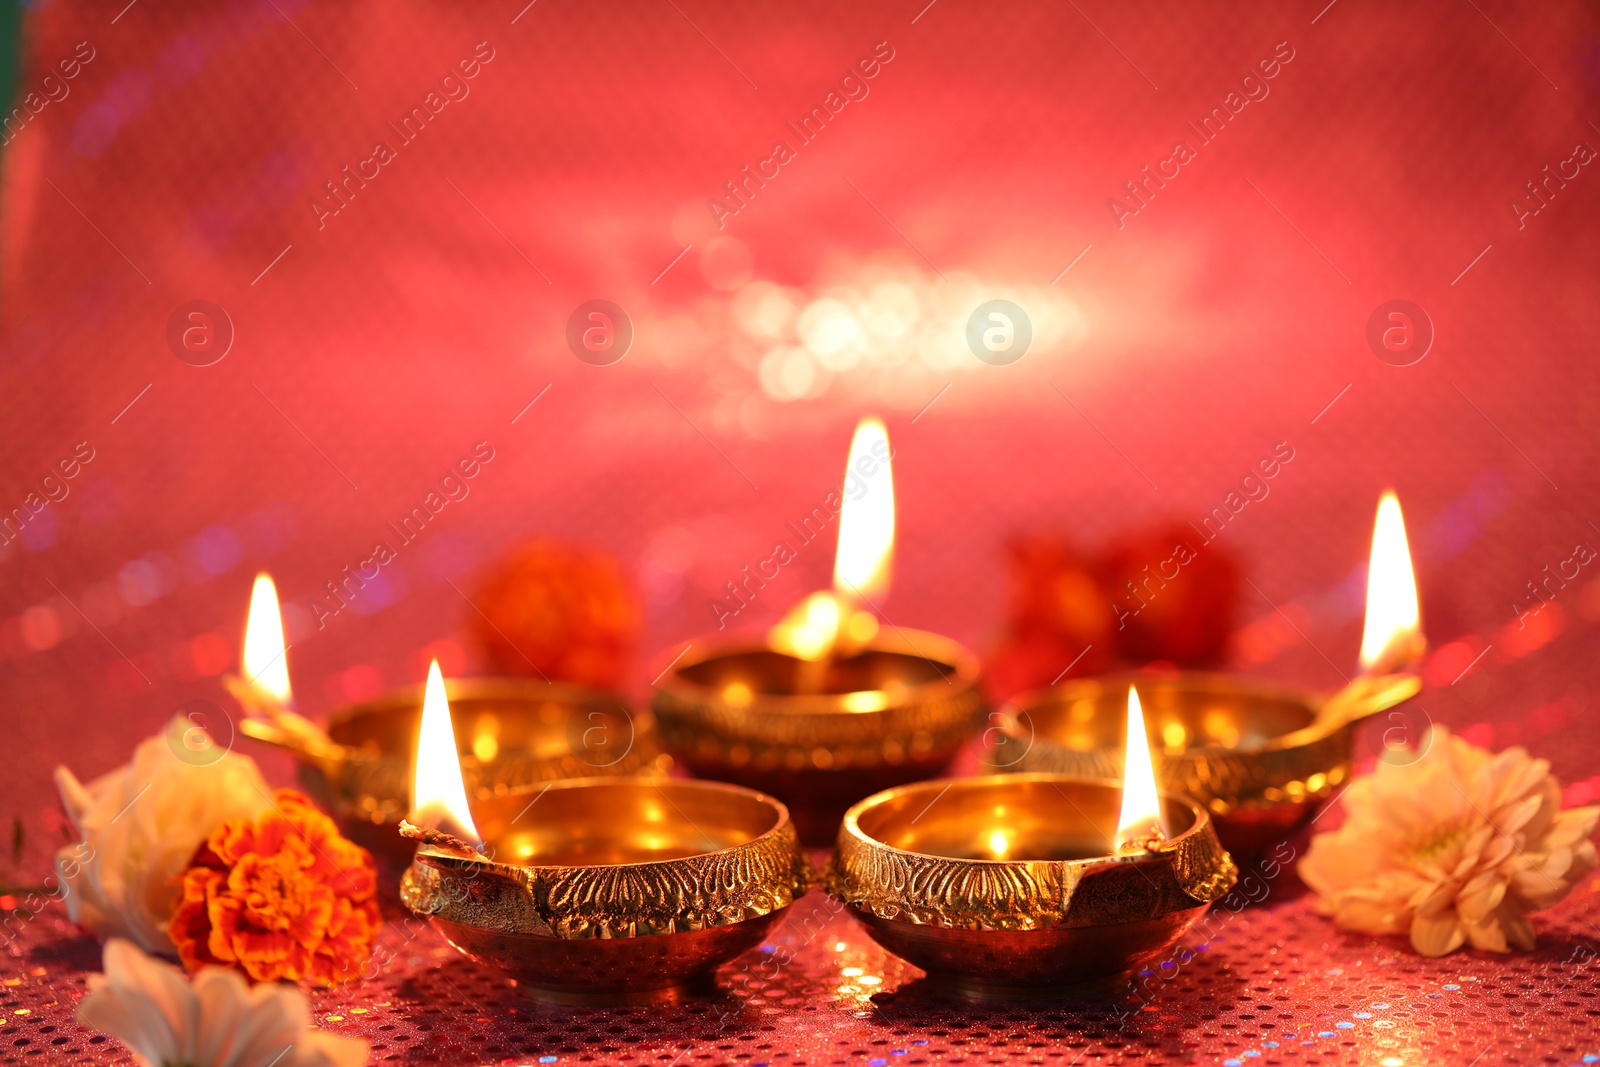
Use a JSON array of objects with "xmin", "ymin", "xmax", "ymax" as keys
[
  {"xmin": 169, "ymin": 789, "xmax": 379, "ymax": 986},
  {"xmin": 473, "ymin": 539, "xmax": 641, "ymax": 689}
]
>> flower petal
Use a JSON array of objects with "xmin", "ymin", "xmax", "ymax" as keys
[
  {"xmin": 1498, "ymin": 902, "xmax": 1537, "ymax": 951},
  {"xmin": 77, "ymin": 939, "xmax": 189, "ymax": 1067},
  {"xmin": 1543, "ymin": 806, "xmax": 1600, "ymax": 849},
  {"xmin": 1410, "ymin": 912, "xmax": 1466, "ymax": 956},
  {"xmin": 189, "ymin": 966, "xmax": 250, "ymax": 1067},
  {"xmin": 1331, "ymin": 891, "xmax": 1410, "ymax": 935},
  {"xmin": 1494, "ymin": 794, "xmax": 1544, "ymax": 839},
  {"xmin": 1457, "ymin": 870, "xmax": 1506, "ymax": 923},
  {"xmin": 53, "ymin": 765, "xmax": 98, "ymax": 829},
  {"xmin": 1412, "ymin": 880, "xmax": 1456, "ymax": 918},
  {"xmin": 230, "ymin": 982, "xmax": 310, "ymax": 1067},
  {"xmin": 1463, "ymin": 914, "xmax": 1509, "ymax": 953}
]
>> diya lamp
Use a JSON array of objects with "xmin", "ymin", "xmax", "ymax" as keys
[
  {"xmin": 652, "ymin": 417, "xmax": 987, "ymax": 844},
  {"xmin": 399, "ymin": 662, "xmax": 810, "ymax": 1005},
  {"xmin": 995, "ymin": 490, "xmax": 1427, "ymax": 855},
  {"xmin": 233, "ymin": 574, "xmax": 672, "ymax": 866},
  {"xmin": 828, "ymin": 685, "xmax": 1238, "ymax": 998}
]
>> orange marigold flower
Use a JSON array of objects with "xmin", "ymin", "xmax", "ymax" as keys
[{"xmin": 169, "ymin": 788, "xmax": 380, "ymax": 986}]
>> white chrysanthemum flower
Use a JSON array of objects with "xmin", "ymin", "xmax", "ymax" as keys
[
  {"xmin": 77, "ymin": 939, "xmax": 367, "ymax": 1067},
  {"xmin": 54, "ymin": 715, "xmax": 274, "ymax": 954},
  {"xmin": 1300, "ymin": 725, "xmax": 1599, "ymax": 956}
]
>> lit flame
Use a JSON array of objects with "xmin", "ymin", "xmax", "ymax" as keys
[
  {"xmin": 242, "ymin": 573, "xmax": 292, "ymax": 704},
  {"xmin": 411, "ymin": 659, "xmax": 480, "ymax": 842},
  {"xmin": 770, "ymin": 417, "xmax": 894, "ymax": 661},
  {"xmin": 1114, "ymin": 686, "xmax": 1166, "ymax": 849},
  {"xmin": 832, "ymin": 417, "xmax": 895, "ymax": 602},
  {"xmin": 1359, "ymin": 490, "xmax": 1422, "ymax": 673}
]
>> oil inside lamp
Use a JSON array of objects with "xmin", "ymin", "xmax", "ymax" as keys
[
  {"xmin": 407, "ymin": 658, "xmax": 483, "ymax": 852},
  {"xmin": 769, "ymin": 416, "xmax": 894, "ymax": 692},
  {"xmin": 1359, "ymin": 489, "xmax": 1423, "ymax": 674},
  {"xmin": 1113, "ymin": 686, "xmax": 1167, "ymax": 851}
]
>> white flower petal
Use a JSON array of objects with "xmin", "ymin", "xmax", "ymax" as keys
[
  {"xmin": 1511, "ymin": 868, "xmax": 1562, "ymax": 909},
  {"xmin": 190, "ymin": 967, "xmax": 251, "ymax": 1067},
  {"xmin": 1516, "ymin": 779, "xmax": 1561, "ymax": 843},
  {"xmin": 76, "ymin": 941, "xmax": 368, "ymax": 1067},
  {"xmin": 1543, "ymin": 806, "xmax": 1600, "ymax": 849},
  {"xmin": 1479, "ymin": 832, "xmax": 1516, "ymax": 870},
  {"xmin": 232, "ymin": 981, "xmax": 314, "ymax": 1067},
  {"xmin": 1496, "ymin": 754, "xmax": 1550, "ymax": 812},
  {"xmin": 53, "ymin": 765, "xmax": 97, "ymax": 828},
  {"xmin": 1456, "ymin": 871, "xmax": 1505, "ymax": 923},
  {"xmin": 1494, "ymin": 794, "xmax": 1544, "ymax": 839},
  {"xmin": 1463, "ymin": 915, "xmax": 1509, "ymax": 953},
  {"xmin": 1498, "ymin": 903, "xmax": 1537, "ymax": 951},
  {"xmin": 1410, "ymin": 880, "xmax": 1455, "ymax": 916},
  {"xmin": 1300, "ymin": 722, "xmax": 1593, "ymax": 959},
  {"xmin": 1410, "ymin": 912, "xmax": 1465, "ymax": 956},
  {"xmin": 53, "ymin": 716, "xmax": 274, "ymax": 955},
  {"xmin": 112, "ymin": 938, "xmax": 197, "ymax": 1039},
  {"xmin": 1332, "ymin": 894, "xmax": 1409, "ymax": 935},
  {"xmin": 78, "ymin": 940, "xmax": 188, "ymax": 1067}
]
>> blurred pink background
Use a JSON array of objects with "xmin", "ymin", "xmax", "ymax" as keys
[{"xmin": 3, "ymin": 0, "xmax": 1599, "ymax": 849}]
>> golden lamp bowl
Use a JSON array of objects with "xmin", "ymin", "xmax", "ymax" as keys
[
  {"xmin": 826, "ymin": 774, "xmax": 1237, "ymax": 998},
  {"xmin": 992, "ymin": 670, "xmax": 1421, "ymax": 855},
  {"xmin": 400, "ymin": 778, "xmax": 811, "ymax": 1004},
  {"xmin": 650, "ymin": 628, "xmax": 986, "ymax": 845},
  {"xmin": 240, "ymin": 678, "xmax": 672, "ymax": 867}
]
